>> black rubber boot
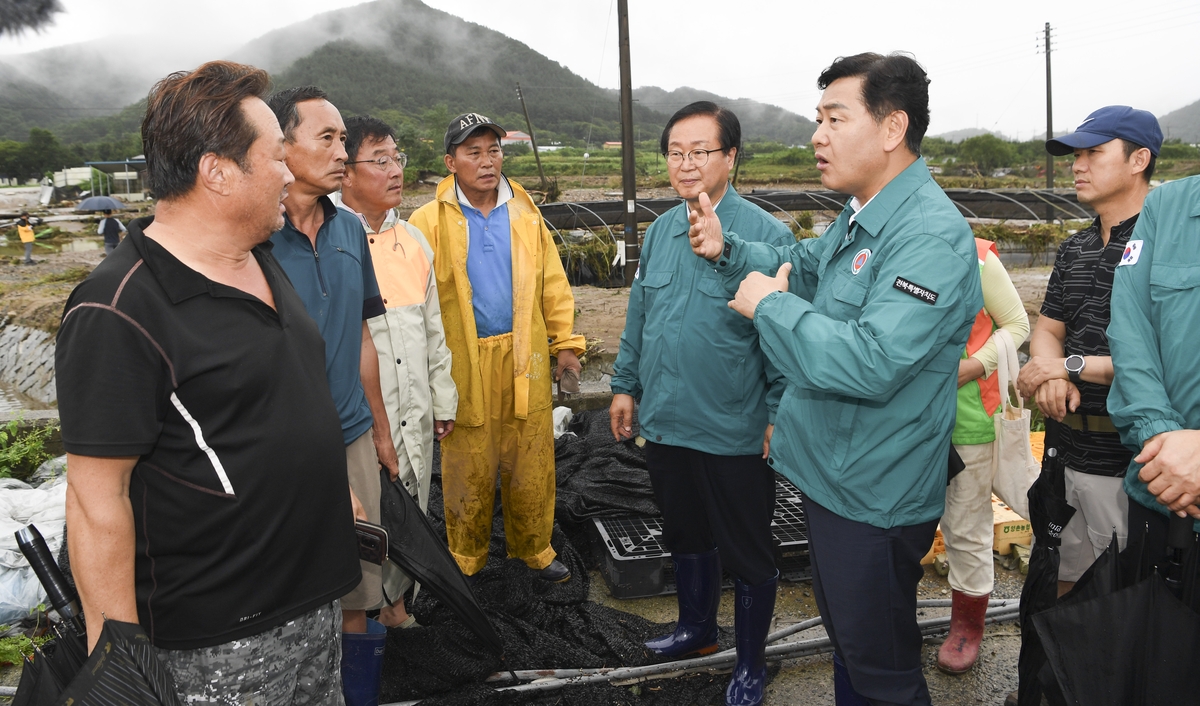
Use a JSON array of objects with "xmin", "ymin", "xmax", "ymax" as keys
[
  {"xmin": 725, "ymin": 571, "xmax": 777, "ymax": 706},
  {"xmin": 644, "ymin": 548, "xmax": 722, "ymax": 658}
]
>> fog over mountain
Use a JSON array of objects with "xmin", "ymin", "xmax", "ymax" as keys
[{"xmin": 0, "ymin": 0, "xmax": 815, "ymax": 145}]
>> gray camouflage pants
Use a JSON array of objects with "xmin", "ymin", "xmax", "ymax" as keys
[{"xmin": 154, "ymin": 601, "xmax": 344, "ymax": 705}]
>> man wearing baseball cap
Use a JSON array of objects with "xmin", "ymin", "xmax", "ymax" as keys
[
  {"xmin": 1017, "ymin": 106, "xmax": 1163, "ymax": 595},
  {"xmin": 408, "ymin": 113, "xmax": 585, "ymax": 583}
]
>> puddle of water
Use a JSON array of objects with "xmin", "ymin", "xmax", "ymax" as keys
[{"xmin": 0, "ymin": 380, "xmax": 50, "ymax": 412}]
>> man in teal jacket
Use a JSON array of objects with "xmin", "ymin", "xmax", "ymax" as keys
[
  {"xmin": 610, "ymin": 101, "xmax": 792, "ymax": 706},
  {"xmin": 690, "ymin": 54, "xmax": 980, "ymax": 706},
  {"xmin": 1108, "ymin": 174, "xmax": 1200, "ymax": 581}
]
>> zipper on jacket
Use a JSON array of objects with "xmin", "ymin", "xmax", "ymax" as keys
[{"xmin": 312, "ymin": 248, "xmax": 328, "ymax": 297}]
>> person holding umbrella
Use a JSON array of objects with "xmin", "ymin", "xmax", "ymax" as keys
[
  {"xmin": 97, "ymin": 209, "xmax": 127, "ymax": 256},
  {"xmin": 1016, "ymin": 106, "xmax": 1162, "ymax": 594}
]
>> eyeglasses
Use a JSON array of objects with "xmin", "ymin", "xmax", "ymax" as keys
[
  {"xmin": 664, "ymin": 148, "xmax": 726, "ymax": 168},
  {"xmin": 346, "ymin": 153, "xmax": 408, "ymax": 170}
]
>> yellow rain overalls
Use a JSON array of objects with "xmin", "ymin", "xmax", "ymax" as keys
[{"xmin": 408, "ymin": 175, "xmax": 584, "ymax": 574}]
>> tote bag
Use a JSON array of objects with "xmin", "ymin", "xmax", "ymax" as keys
[{"xmin": 991, "ymin": 328, "xmax": 1039, "ymax": 520}]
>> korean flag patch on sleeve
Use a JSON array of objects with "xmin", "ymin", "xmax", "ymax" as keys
[{"xmin": 1118, "ymin": 239, "xmax": 1143, "ymax": 267}]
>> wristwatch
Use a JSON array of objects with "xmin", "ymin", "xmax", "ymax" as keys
[{"xmin": 1065, "ymin": 355, "xmax": 1085, "ymax": 384}]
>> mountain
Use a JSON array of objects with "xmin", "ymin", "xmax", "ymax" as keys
[
  {"xmin": 0, "ymin": 70, "xmax": 82, "ymax": 141},
  {"xmin": 632, "ymin": 86, "xmax": 816, "ymax": 146},
  {"xmin": 0, "ymin": 0, "xmax": 813, "ymax": 149},
  {"xmin": 1159, "ymin": 99, "xmax": 1200, "ymax": 143},
  {"xmin": 932, "ymin": 128, "xmax": 1009, "ymax": 143}
]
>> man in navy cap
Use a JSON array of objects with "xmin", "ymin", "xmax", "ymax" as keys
[{"xmin": 1017, "ymin": 106, "xmax": 1163, "ymax": 596}]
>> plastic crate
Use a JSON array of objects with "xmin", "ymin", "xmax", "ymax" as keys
[{"xmin": 592, "ymin": 474, "xmax": 811, "ymax": 599}]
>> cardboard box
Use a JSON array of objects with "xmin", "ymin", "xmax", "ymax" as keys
[{"xmin": 922, "ymin": 494, "xmax": 1033, "ymax": 565}]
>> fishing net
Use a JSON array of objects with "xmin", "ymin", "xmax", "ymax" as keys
[
  {"xmin": 378, "ymin": 409, "xmax": 774, "ymax": 705},
  {"xmin": 55, "ymin": 409, "xmax": 763, "ymax": 704}
]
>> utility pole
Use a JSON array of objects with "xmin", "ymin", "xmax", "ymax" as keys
[
  {"xmin": 617, "ymin": 0, "xmax": 638, "ymax": 285},
  {"xmin": 1044, "ymin": 22, "xmax": 1054, "ymax": 192},
  {"xmin": 515, "ymin": 83, "xmax": 548, "ymax": 191}
]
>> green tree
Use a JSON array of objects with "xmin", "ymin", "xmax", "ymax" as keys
[
  {"xmin": 920, "ymin": 136, "xmax": 957, "ymax": 161},
  {"xmin": 14, "ymin": 128, "xmax": 76, "ymax": 180},
  {"xmin": 0, "ymin": 140, "xmax": 22, "ymax": 182},
  {"xmin": 958, "ymin": 134, "xmax": 1018, "ymax": 174}
]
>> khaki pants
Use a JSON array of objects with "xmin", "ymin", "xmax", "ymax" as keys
[
  {"xmin": 441, "ymin": 333, "xmax": 557, "ymax": 575},
  {"xmin": 340, "ymin": 431, "xmax": 384, "ymax": 611},
  {"xmin": 1059, "ymin": 466, "xmax": 1128, "ymax": 582},
  {"xmin": 943, "ymin": 442, "xmax": 997, "ymax": 596}
]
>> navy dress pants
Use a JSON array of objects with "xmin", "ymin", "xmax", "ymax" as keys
[{"xmin": 804, "ymin": 496, "xmax": 937, "ymax": 706}]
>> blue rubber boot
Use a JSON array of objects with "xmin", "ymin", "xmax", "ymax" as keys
[
  {"xmin": 342, "ymin": 618, "xmax": 387, "ymax": 706},
  {"xmin": 833, "ymin": 653, "xmax": 870, "ymax": 706},
  {"xmin": 645, "ymin": 548, "xmax": 722, "ymax": 658},
  {"xmin": 725, "ymin": 571, "xmax": 777, "ymax": 706}
]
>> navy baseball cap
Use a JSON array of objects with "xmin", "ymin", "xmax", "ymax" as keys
[
  {"xmin": 444, "ymin": 112, "xmax": 506, "ymax": 154},
  {"xmin": 1046, "ymin": 106, "xmax": 1163, "ymax": 157}
]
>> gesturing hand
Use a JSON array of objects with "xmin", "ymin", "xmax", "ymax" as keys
[
  {"xmin": 688, "ymin": 191, "xmax": 725, "ymax": 260},
  {"xmin": 729, "ymin": 263, "xmax": 793, "ymax": 319}
]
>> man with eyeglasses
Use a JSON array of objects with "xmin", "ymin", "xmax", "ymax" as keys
[
  {"xmin": 267, "ymin": 87, "xmax": 399, "ymax": 704},
  {"xmin": 408, "ymin": 112, "xmax": 584, "ymax": 584},
  {"xmin": 336, "ymin": 115, "xmax": 457, "ymax": 631},
  {"xmin": 609, "ymin": 101, "xmax": 792, "ymax": 706}
]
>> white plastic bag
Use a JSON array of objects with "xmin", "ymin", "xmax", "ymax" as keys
[
  {"xmin": 0, "ymin": 474, "xmax": 67, "ymax": 624},
  {"xmin": 991, "ymin": 329, "xmax": 1039, "ymax": 520}
]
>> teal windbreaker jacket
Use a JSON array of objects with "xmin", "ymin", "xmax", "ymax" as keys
[
  {"xmin": 611, "ymin": 187, "xmax": 794, "ymax": 456},
  {"xmin": 713, "ymin": 159, "xmax": 982, "ymax": 528},
  {"xmin": 1108, "ymin": 174, "xmax": 1200, "ymax": 532}
]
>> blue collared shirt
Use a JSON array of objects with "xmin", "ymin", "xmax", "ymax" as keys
[
  {"xmin": 270, "ymin": 196, "xmax": 385, "ymax": 446},
  {"xmin": 459, "ymin": 178, "xmax": 514, "ymax": 338}
]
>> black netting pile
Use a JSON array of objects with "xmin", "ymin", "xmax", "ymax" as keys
[{"xmin": 379, "ymin": 409, "xmax": 775, "ymax": 705}]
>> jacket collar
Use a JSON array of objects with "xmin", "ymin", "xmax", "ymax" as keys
[
  {"xmin": 436, "ymin": 173, "xmax": 532, "ymax": 216},
  {"xmin": 127, "ymin": 216, "xmax": 278, "ymax": 306},
  {"xmin": 667, "ymin": 183, "xmax": 743, "ymax": 236},
  {"xmin": 849, "ymin": 157, "xmax": 932, "ymax": 239}
]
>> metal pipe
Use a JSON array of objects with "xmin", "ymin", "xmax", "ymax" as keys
[{"xmin": 443, "ymin": 604, "xmax": 1021, "ymax": 702}]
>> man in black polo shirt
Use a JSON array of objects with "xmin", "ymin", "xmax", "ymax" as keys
[
  {"xmin": 56, "ymin": 61, "xmax": 361, "ymax": 702},
  {"xmin": 1017, "ymin": 105, "xmax": 1163, "ymax": 592}
]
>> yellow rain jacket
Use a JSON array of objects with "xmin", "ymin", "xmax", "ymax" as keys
[
  {"xmin": 408, "ymin": 175, "xmax": 585, "ymax": 422},
  {"xmin": 409, "ymin": 174, "xmax": 584, "ymax": 573}
]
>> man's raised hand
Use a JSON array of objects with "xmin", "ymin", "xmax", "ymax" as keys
[
  {"xmin": 688, "ymin": 191, "xmax": 724, "ymax": 260},
  {"xmin": 729, "ymin": 263, "xmax": 793, "ymax": 319}
]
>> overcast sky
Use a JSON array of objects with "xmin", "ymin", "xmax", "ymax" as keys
[{"xmin": 2, "ymin": 0, "xmax": 1198, "ymax": 139}]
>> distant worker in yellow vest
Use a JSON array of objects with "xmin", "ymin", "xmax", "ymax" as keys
[
  {"xmin": 937, "ymin": 238, "xmax": 1028, "ymax": 675},
  {"xmin": 17, "ymin": 212, "xmax": 36, "ymax": 265},
  {"xmin": 408, "ymin": 112, "xmax": 585, "ymax": 583},
  {"xmin": 337, "ymin": 115, "xmax": 458, "ymax": 627}
]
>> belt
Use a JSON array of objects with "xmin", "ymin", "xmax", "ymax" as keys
[{"xmin": 1061, "ymin": 413, "xmax": 1117, "ymax": 434}]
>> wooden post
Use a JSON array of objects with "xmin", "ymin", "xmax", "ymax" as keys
[
  {"xmin": 516, "ymin": 83, "xmax": 548, "ymax": 192},
  {"xmin": 618, "ymin": 0, "xmax": 638, "ymax": 285}
]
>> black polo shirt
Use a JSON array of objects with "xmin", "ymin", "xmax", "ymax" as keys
[
  {"xmin": 56, "ymin": 217, "xmax": 360, "ymax": 649},
  {"xmin": 1040, "ymin": 215, "xmax": 1138, "ymax": 476}
]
